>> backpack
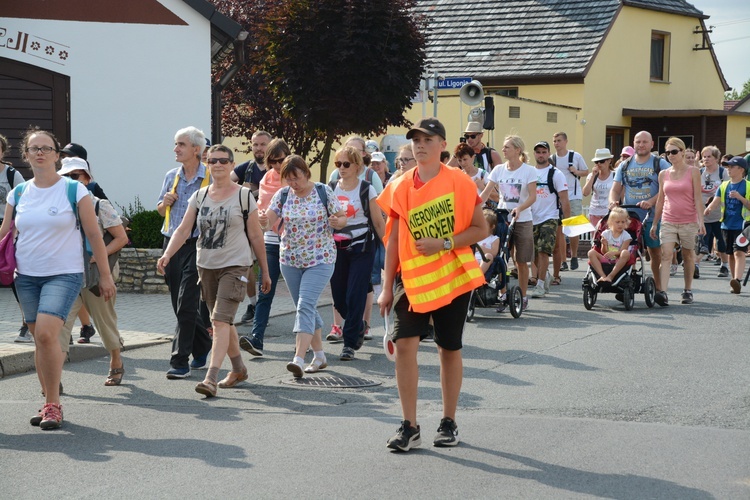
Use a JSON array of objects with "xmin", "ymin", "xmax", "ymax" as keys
[
  {"xmin": 5, "ymin": 165, "xmax": 19, "ymax": 190},
  {"xmin": 94, "ymin": 198, "xmax": 129, "ymax": 272},
  {"xmin": 536, "ymin": 167, "xmax": 563, "ymax": 220},
  {"xmin": 619, "ymin": 155, "xmax": 662, "ymax": 190},
  {"xmin": 700, "ymin": 166, "xmax": 726, "ymax": 183},
  {"xmin": 551, "ymin": 151, "xmax": 578, "ymax": 195},
  {"xmin": 476, "ymin": 147, "xmax": 496, "ymax": 170},
  {"xmin": 195, "ymin": 186, "xmax": 254, "ymax": 238},
  {"xmin": 328, "ymin": 179, "xmax": 375, "ymax": 250},
  {"xmin": 277, "ymin": 183, "xmax": 331, "ymax": 233}
]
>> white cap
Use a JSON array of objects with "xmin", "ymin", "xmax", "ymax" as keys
[{"xmin": 370, "ymin": 152, "xmax": 386, "ymax": 162}]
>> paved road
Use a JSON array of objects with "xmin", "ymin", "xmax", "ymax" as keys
[{"xmin": 1, "ymin": 260, "xmax": 749, "ymax": 499}]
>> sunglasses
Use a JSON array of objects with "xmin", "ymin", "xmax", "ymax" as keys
[
  {"xmin": 665, "ymin": 149, "xmax": 681, "ymax": 156},
  {"xmin": 207, "ymin": 158, "xmax": 231, "ymax": 165},
  {"xmin": 334, "ymin": 161, "xmax": 353, "ymax": 169},
  {"xmin": 65, "ymin": 173, "xmax": 84, "ymax": 180},
  {"xmin": 397, "ymin": 157, "xmax": 415, "ymax": 164},
  {"xmin": 594, "ymin": 159, "xmax": 608, "ymax": 164},
  {"xmin": 267, "ymin": 157, "xmax": 285, "ymax": 165},
  {"xmin": 464, "ymin": 134, "xmax": 479, "ymax": 139}
]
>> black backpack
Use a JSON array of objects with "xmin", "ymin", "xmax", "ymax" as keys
[
  {"xmin": 5, "ymin": 164, "xmax": 19, "ymax": 189},
  {"xmin": 536, "ymin": 166, "xmax": 563, "ymax": 220},
  {"xmin": 620, "ymin": 155, "xmax": 662, "ymax": 188}
]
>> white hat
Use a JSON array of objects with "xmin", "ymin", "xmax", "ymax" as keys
[
  {"xmin": 370, "ymin": 152, "xmax": 386, "ymax": 162},
  {"xmin": 591, "ymin": 148, "xmax": 613, "ymax": 162},
  {"xmin": 464, "ymin": 122, "xmax": 483, "ymax": 134},
  {"xmin": 58, "ymin": 157, "xmax": 93, "ymax": 179},
  {"xmin": 365, "ymin": 140, "xmax": 379, "ymax": 153}
]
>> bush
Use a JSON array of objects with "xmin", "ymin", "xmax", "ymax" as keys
[
  {"xmin": 129, "ymin": 210, "xmax": 164, "ymax": 248},
  {"xmin": 118, "ymin": 196, "xmax": 164, "ymax": 249}
]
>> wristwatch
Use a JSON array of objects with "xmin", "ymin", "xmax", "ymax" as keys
[{"xmin": 443, "ymin": 238, "xmax": 452, "ymax": 251}]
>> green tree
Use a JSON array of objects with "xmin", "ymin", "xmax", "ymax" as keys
[
  {"xmin": 213, "ymin": 0, "xmax": 427, "ymax": 181},
  {"xmin": 724, "ymin": 77, "xmax": 750, "ymax": 100}
]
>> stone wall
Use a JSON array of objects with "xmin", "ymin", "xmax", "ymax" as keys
[{"xmin": 117, "ymin": 248, "xmax": 169, "ymax": 294}]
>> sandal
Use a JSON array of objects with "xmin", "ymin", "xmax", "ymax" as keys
[
  {"xmin": 195, "ymin": 380, "xmax": 217, "ymax": 398},
  {"xmin": 105, "ymin": 365, "xmax": 125, "ymax": 386},
  {"xmin": 551, "ymin": 276, "xmax": 562, "ymax": 286},
  {"xmin": 217, "ymin": 369, "xmax": 248, "ymax": 388},
  {"xmin": 304, "ymin": 358, "xmax": 328, "ymax": 374}
]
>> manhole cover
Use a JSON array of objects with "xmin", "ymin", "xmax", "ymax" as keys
[{"xmin": 281, "ymin": 375, "xmax": 382, "ymax": 388}]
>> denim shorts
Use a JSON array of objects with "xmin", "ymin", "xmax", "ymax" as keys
[{"xmin": 15, "ymin": 273, "xmax": 83, "ymax": 323}]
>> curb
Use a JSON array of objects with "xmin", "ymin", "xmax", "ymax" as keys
[{"xmin": 0, "ymin": 337, "xmax": 171, "ymax": 379}]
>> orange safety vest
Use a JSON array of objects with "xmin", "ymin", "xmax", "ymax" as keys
[{"xmin": 378, "ymin": 164, "xmax": 485, "ymax": 313}]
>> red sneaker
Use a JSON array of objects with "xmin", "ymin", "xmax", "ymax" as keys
[{"xmin": 39, "ymin": 403, "xmax": 63, "ymax": 430}]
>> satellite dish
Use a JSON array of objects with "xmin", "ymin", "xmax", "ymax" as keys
[{"xmin": 467, "ymin": 107, "xmax": 485, "ymax": 124}]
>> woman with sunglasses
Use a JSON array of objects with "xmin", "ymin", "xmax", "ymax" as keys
[
  {"xmin": 58, "ymin": 157, "xmax": 128, "ymax": 386},
  {"xmin": 583, "ymin": 148, "xmax": 616, "ymax": 227},
  {"xmin": 650, "ymin": 137, "xmax": 704, "ymax": 305},
  {"xmin": 239, "ymin": 138, "xmax": 291, "ymax": 358},
  {"xmin": 479, "ymin": 135, "xmax": 537, "ymax": 312},
  {"xmin": 260, "ymin": 156, "xmax": 345, "ymax": 377},
  {"xmin": 328, "ymin": 146, "xmax": 385, "ymax": 362},
  {"xmin": 158, "ymin": 145, "xmax": 271, "ymax": 397},
  {"xmin": 0, "ymin": 128, "xmax": 115, "ymax": 430},
  {"xmin": 327, "ymin": 137, "xmax": 384, "ymax": 343}
]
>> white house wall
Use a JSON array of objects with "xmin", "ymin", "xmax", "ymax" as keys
[{"xmin": 0, "ymin": 0, "xmax": 212, "ymax": 211}]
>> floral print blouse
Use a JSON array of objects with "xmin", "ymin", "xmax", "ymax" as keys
[{"xmin": 269, "ymin": 183, "xmax": 341, "ymax": 268}]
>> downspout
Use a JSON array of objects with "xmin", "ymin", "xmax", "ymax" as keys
[{"xmin": 211, "ymin": 30, "xmax": 248, "ymax": 145}]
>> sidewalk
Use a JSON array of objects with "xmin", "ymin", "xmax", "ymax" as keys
[{"xmin": 0, "ymin": 280, "xmax": 332, "ymax": 378}]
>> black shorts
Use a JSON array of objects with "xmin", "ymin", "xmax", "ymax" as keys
[
  {"xmin": 722, "ymin": 227, "xmax": 750, "ymax": 254},
  {"xmin": 392, "ymin": 277, "xmax": 471, "ymax": 351}
]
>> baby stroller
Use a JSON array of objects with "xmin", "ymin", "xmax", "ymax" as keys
[
  {"xmin": 467, "ymin": 210, "xmax": 523, "ymax": 320},
  {"xmin": 581, "ymin": 205, "xmax": 656, "ymax": 311}
]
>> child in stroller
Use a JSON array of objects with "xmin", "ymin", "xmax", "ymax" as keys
[
  {"xmin": 587, "ymin": 207, "xmax": 632, "ymax": 283},
  {"xmin": 582, "ymin": 205, "xmax": 656, "ymax": 310},
  {"xmin": 467, "ymin": 209, "xmax": 524, "ymax": 319}
]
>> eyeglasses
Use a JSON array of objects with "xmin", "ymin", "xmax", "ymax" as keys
[
  {"xmin": 594, "ymin": 159, "xmax": 608, "ymax": 164},
  {"xmin": 665, "ymin": 149, "xmax": 681, "ymax": 156},
  {"xmin": 25, "ymin": 146, "xmax": 56, "ymax": 154},
  {"xmin": 464, "ymin": 134, "xmax": 479, "ymax": 139},
  {"xmin": 207, "ymin": 158, "xmax": 231, "ymax": 165},
  {"xmin": 397, "ymin": 157, "xmax": 415, "ymax": 164},
  {"xmin": 267, "ymin": 157, "xmax": 285, "ymax": 165},
  {"xmin": 334, "ymin": 161, "xmax": 353, "ymax": 169}
]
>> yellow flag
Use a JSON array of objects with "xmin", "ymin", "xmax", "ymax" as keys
[{"xmin": 561, "ymin": 214, "xmax": 595, "ymax": 237}]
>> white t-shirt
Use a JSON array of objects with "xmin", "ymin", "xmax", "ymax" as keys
[
  {"xmin": 586, "ymin": 172, "xmax": 615, "ymax": 217},
  {"xmin": 7, "ymin": 178, "xmax": 89, "ymax": 276},
  {"xmin": 488, "ymin": 162, "xmax": 537, "ymax": 223},
  {"xmin": 475, "ymin": 234, "xmax": 499, "ymax": 263},
  {"xmin": 332, "ymin": 180, "xmax": 377, "ymax": 242},
  {"xmin": 532, "ymin": 166, "xmax": 568, "ymax": 224},
  {"xmin": 601, "ymin": 228, "xmax": 631, "ymax": 260},
  {"xmin": 554, "ymin": 150, "xmax": 588, "ymax": 200}
]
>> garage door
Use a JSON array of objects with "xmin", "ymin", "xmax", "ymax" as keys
[{"xmin": 0, "ymin": 57, "xmax": 69, "ymax": 178}]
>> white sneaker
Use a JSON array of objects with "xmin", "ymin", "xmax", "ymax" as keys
[
  {"xmin": 530, "ymin": 284, "xmax": 546, "ymax": 298},
  {"xmin": 670, "ymin": 264, "xmax": 678, "ymax": 276},
  {"xmin": 544, "ymin": 271, "xmax": 552, "ymax": 293}
]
